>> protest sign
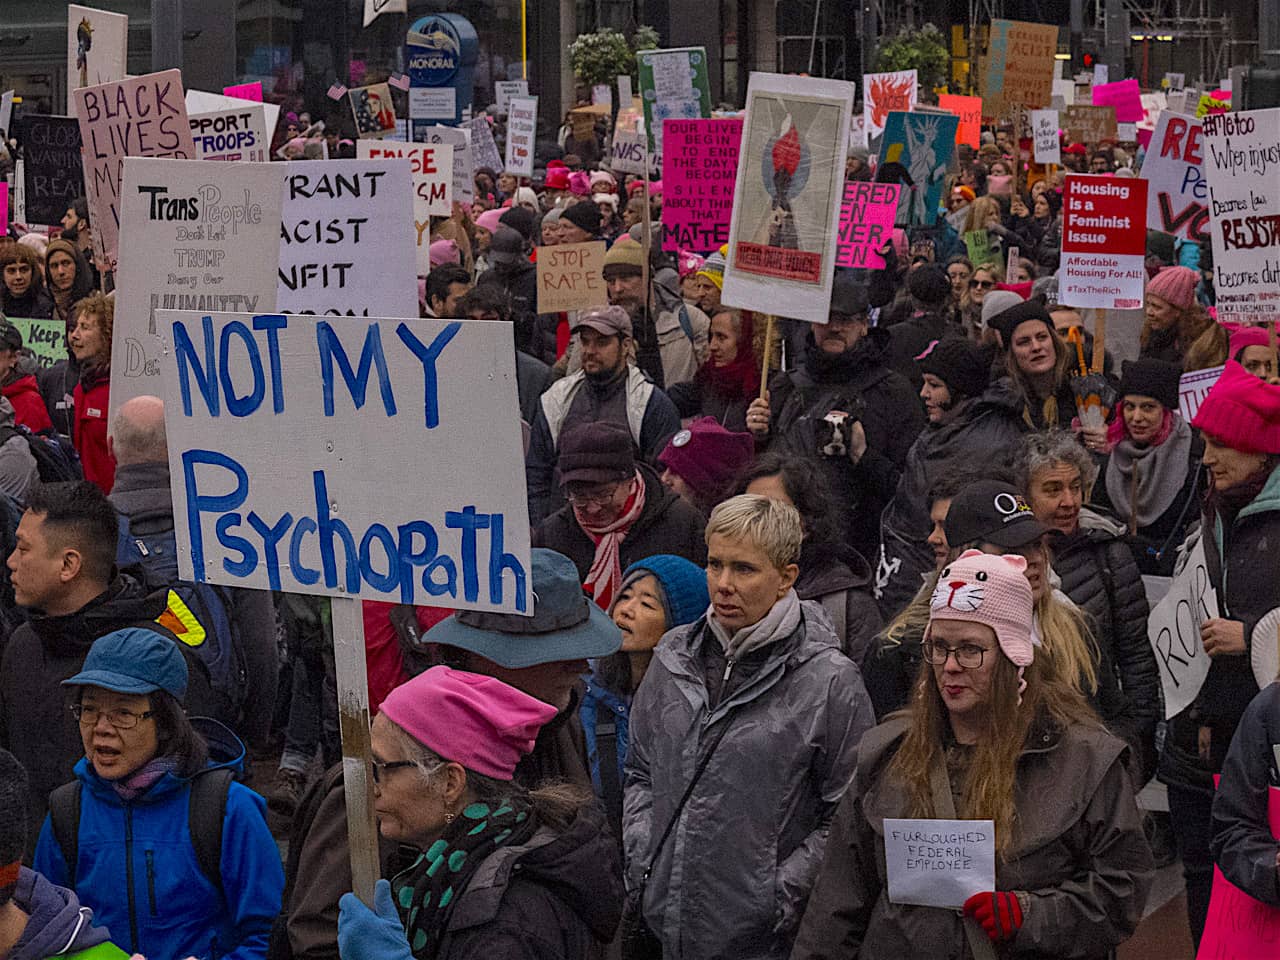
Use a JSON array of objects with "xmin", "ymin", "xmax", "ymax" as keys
[
  {"xmin": 504, "ymin": 96, "xmax": 538, "ymax": 177},
  {"xmin": 1196, "ymin": 93, "xmax": 1231, "ymax": 119},
  {"xmin": 350, "ymin": 84, "xmax": 397, "ymax": 139},
  {"xmin": 964, "ymin": 230, "xmax": 996, "ymax": 266},
  {"xmin": 1090, "ymin": 78, "xmax": 1143, "ymax": 123},
  {"xmin": 1146, "ymin": 537, "xmax": 1219, "ymax": 718},
  {"xmin": 158, "ymin": 309, "xmax": 532, "ymax": 611},
  {"xmin": 1059, "ymin": 174, "xmax": 1147, "ymax": 309},
  {"xmin": 278, "ymin": 159, "xmax": 418, "ymax": 318},
  {"xmin": 186, "ymin": 90, "xmax": 281, "ymax": 149},
  {"xmin": 938, "ymin": 94, "xmax": 982, "ymax": 149},
  {"xmin": 468, "ymin": 118, "xmax": 503, "ymax": 178},
  {"xmin": 110, "ymin": 157, "xmax": 283, "ymax": 420},
  {"xmin": 617, "ymin": 75, "xmax": 633, "ymax": 108},
  {"xmin": 494, "ymin": 80, "xmax": 528, "ymax": 115},
  {"xmin": 1064, "ymin": 104, "xmax": 1118, "ymax": 143},
  {"xmin": 363, "ymin": 0, "xmax": 407, "ymax": 26},
  {"xmin": 1031, "ymin": 109, "xmax": 1060, "ymax": 164},
  {"xmin": 11, "ymin": 163, "xmax": 23, "ymax": 224},
  {"xmin": 535, "ymin": 241, "xmax": 607, "ymax": 314},
  {"xmin": 982, "ymin": 19, "xmax": 1058, "ymax": 117},
  {"xmin": 75, "ymin": 70, "xmax": 197, "ymax": 271},
  {"xmin": 609, "ymin": 126, "xmax": 650, "ymax": 176},
  {"xmin": 1198, "ymin": 782, "xmax": 1280, "ymax": 958},
  {"xmin": 1142, "ymin": 112, "xmax": 1208, "ymax": 242},
  {"xmin": 592, "ymin": 85, "xmax": 612, "ymax": 109},
  {"xmin": 223, "ymin": 82, "xmax": 263, "ymax": 102},
  {"xmin": 418, "ymin": 125, "xmax": 473, "ymax": 206},
  {"xmin": 6, "ymin": 317, "xmax": 66, "ymax": 369},
  {"xmin": 67, "ymin": 5, "xmax": 128, "ymax": 116},
  {"xmin": 835, "ymin": 181, "xmax": 900, "ymax": 269},
  {"xmin": 20, "ymin": 116, "xmax": 85, "ymax": 226},
  {"xmin": 721, "ymin": 73, "xmax": 854, "ymax": 323},
  {"xmin": 189, "ymin": 106, "xmax": 270, "ymax": 162},
  {"xmin": 0, "ymin": 92, "xmax": 12, "ymax": 138},
  {"xmin": 1165, "ymin": 72, "xmax": 1186, "ymax": 91},
  {"xmin": 637, "ymin": 47, "xmax": 712, "ymax": 155},
  {"xmin": 357, "ymin": 141, "xmax": 453, "ymax": 273},
  {"xmin": 877, "ymin": 111, "xmax": 958, "ymax": 228},
  {"xmin": 863, "ymin": 70, "xmax": 917, "ymax": 144},
  {"xmin": 1202, "ymin": 110, "xmax": 1280, "ymax": 325},
  {"xmin": 1179, "ymin": 364, "xmax": 1224, "ymax": 422},
  {"xmin": 661, "ymin": 118, "xmax": 742, "ymax": 252},
  {"xmin": 884, "ymin": 819, "xmax": 996, "ymax": 909},
  {"xmin": 1093, "ymin": 65, "xmax": 1109, "ymax": 86},
  {"xmin": 0, "ymin": 184, "xmax": 7, "ymax": 233}
]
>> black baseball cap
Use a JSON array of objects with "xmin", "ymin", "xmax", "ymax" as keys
[
  {"xmin": 944, "ymin": 480, "xmax": 1048, "ymax": 549},
  {"xmin": 0, "ymin": 322, "xmax": 22, "ymax": 353}
]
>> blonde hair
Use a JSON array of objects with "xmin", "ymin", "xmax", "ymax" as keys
[
  {"xmin": 964, "ymin": 197, "xmax": 1003, "ymax": 235},
  {"xmin": 705, "ymin": 494, "xmax": 802, "ymax": 569}
]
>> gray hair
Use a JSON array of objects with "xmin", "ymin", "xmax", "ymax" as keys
[
  {"xmin": 705, "ymin": 494, "xmax": 803, "ymax": 569},
  {"xmin": 110, "ymin": 396, "xmax": 168, "ymax": 466},
  {"xmin": 1016, "ymin": 430, "xmax": 1098, "ymax": 494}
]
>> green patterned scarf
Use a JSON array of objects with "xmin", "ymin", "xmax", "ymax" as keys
[{"xmin": 391, "ymin": 798, "xmax": 540, "ymax": 956}]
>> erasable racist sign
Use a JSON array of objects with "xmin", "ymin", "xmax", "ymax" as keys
[
  {"xmin": 1142, "ymin": 112, "xmax": 1208, "ymax": 243},
  {"xmin": 983, "ymin": 20, "xmax": 1058, "ymax": 117},
  {"xmin": 1146, "ymin": 537, "xmax": 1219, "ymax": 719},
  {"xmin": 357, "ymin": 140, "xmax": 454, "ymax": 275},
  {"xmin": 1064, "ymin": 104, "xmax": 1118, "ymax": 144},
  {"xmin": 835, "ymin": 181, "xmax": 900, "ymax": 269},
  {"xmin": 661, "ymin": 117, "xmax": 742, "ymax": 252},
  {"xmin": 536, "ymin": 241, "xmax": 607, "ymax": 314},
  {"xmin": 1059, "ymin": 174, "xmax": 1148, "ymax": 309},
  {"xmin": 884, "ymin": 819, "xmax": 996, "ymax": 909},
  {"xmin": 19, "ymin": 116, "xmax": 85, "ymax": 227},
  {"xmin": 158, "ymin": 310, "xmax": 533, "ymax": 615},
  {"xmin": 938, "ymin": 94, "xmax": 982, "ymax": 149},
  {"xmin": 189, "ymin": 106, "xmax": 269, "ymax": 162},
  {"xmin": 74, "ymin": 69, "xmax": 197, "ymax": 271},
  {"xmin": 505, "ymin": 95, "xmax": 538, "ymax": 178},
  {"xmin": 6, "ymin": 317, "xmax": 66, "ymax": 369}
]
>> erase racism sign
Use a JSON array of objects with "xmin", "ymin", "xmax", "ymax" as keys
[
  {"xmin": 158, "ymin": 311, "xmax": 532, "ymax": 614},
  {"xmin": 1059, "ymin": 174, "xmax": 1148, "ymax": 309}
]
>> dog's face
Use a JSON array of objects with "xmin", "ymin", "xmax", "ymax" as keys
[{"xmin": 819, "ymin": 411, "xmax": 850, "ymax": 457}]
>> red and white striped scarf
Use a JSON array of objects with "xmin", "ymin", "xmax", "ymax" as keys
[{"xmin": 575, "ymin": 471, "xmax": 646, "ymax": 609}]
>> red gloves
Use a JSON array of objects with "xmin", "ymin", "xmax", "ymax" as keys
[{"xmin": 963, "ymin": 891, "xmax": 1024, "ymax": 942}]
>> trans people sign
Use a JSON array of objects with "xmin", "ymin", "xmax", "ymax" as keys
[{"xmin": 1059, "ymin": 174, "xmax": 1148, "ymax": 309}]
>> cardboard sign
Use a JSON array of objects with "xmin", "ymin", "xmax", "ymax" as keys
[
  {"xmin": 938, "ymin": 94, "xmax": 982, "ymax": 149},
  {"xmin": 535, "ymin": 241, "xmax": 607, "ymax": 314},
  {"xmin": 1090, "ymin": 78, "xmax": 1143, "ymax": 123},
  {"xmin": 637, "ymin": 47, "xmax": 712, "ymax": 155},
  {"xmin": 6, "ymin": 316, "xmax": 67, "ymax": 369},
  {"xmin": 1142, "ymin": 112, "xmax": 1208, "ymax": 242},
  {"xmin": 1064, "ymin": 104, "xmax": 1118, "ymax": 143},
  {"xmin": 863, "ymin": 70, "xmax": 918, "ymax": 144},
  {"xmin": 1059, "ymin": 174, "xmax": 1148, "ymax": 309},
  {"xmin": 189, "ymin": 106, "xmax": 269, "ymax": 162},
  {"xmin": 835, "ymin": 181, "xmax": 900, "ymax": 269},
  {"xmin": 884, "ymin": 819, "xmax": 996, "ymax": 909},
  {"xmin": 983, "ymin": 19, "xmax": 1058, "ymax": 117},
  {"xmin": 494, "ymin": 80, "xmax": 528, "ymax": 116},
  {"xmin": 469, "ymin": 117, "xmax": 504, "ymax": 178},
  {"xmin": 357, "ymin": 141, "xmax": 453, "ymax": 274},
  {"xmin": 350, "ymin": 83, "xmax": 397, "ymax": 139},
  {"xmin": 1198, "ymin": 783, "xmax": 1280, "ymax": 958},
  {"xmin": 504, "ymin": 95, "xmax": 538, "ymax": 177},
  {"xmin": 75, "ymin": 69, "xmax": 197, "ymax": 270},
  {"xmin": 661, "ymin": 118, "xmax": 742, "ymax": 252},
  {"xmin": 1147, "ymin": 537, "xmax": 1219, "ymax": 719},
  {"xmin": 110, "ymin": 157, "xmax": 283, "ymax": 420},
  {"xmin": 1179, "ymin": 364, "xmax": 1224, "ymax": 422},
  {"xmin": 1202, "ymin": 110, "xmax": 1280, "ymax": 325},
  {"xmin": 278, "ymin": 159, "xmax": 419, "ymax": 318},
  {"xmin": 1031, "ymin": 109, "xmax": 1061, "ymax": 164},
  {"xmin": 67, "ymin": 5, "xmax": 128, "ymax": 116},
  {"xmin": 158, "ymin": 310, "xmax": 533, "ymax": 613},
  {"xmin": 19, "ymin": 116, "xmax": 84, "ymax": 226},
  {"xmin": 877, "ymin": 111, "xmax": 959, "ymax": 228},
  {"xmin": 722, "ymin": 73, "xmax": 854, "ymax": 323},
  {"xmin": 419, "ymin": 125, "xmax": 474, "ymax": 206}
]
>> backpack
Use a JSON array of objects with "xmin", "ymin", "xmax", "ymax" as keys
[
  {"xmin": 116, "ymin": 514, "xmax": 249, "ymax": 721},
  {"xmin": 266, "ymin": 765, "xmax": 342, "ymax": 960},
  {"xmin": 0, "ymin": 424, "xmax": 82, "ymax": 482}
]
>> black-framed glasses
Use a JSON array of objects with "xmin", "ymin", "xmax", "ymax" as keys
[
  {"xmin": 70, "ymin": 704, "xmax": 154, "ymax": 729},
  {"xmin": 922, "ymin": 642, "xmax": 987, "ymax": 669},
  {"xmin": 371, "ymin": 758, "xmax": 417, "ymax": 784},
  {"xmin": 970, "ymin": 279, "xmax": 995, "ymax": 290},
  {"xmin": 565, "ymin": 482, "xmax": 622, "ymax": 507}
]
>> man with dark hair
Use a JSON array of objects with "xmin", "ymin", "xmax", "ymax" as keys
[
  {"xmin": 0, "ymin": 481, "xmax": 216, "ymax": 839},
  {"xmin": 422, "ymin": 264, "xmax": 471, "ymax": 319},
  {"xmin": 457, "ymin": 285, "xmax": 551, "ymax": 425}
]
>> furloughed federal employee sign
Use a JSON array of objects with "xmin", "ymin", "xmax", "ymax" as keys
[
  {"xmin": 1059, "ymin": 174, "xmax": 1148, "ymax": 309},
  {"xmin": 157, "ymin": 310, "xmax": 533, "ymax": 615}
]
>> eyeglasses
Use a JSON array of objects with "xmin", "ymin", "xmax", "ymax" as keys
[
  {"xmin": 922, "ymin": 642, "xmax": 988, "ymax": 669},
  {"xmin": 70, "ymin": 704, "xmax": 154, "ymax": 729},
  {"xmin": 566, "ymin": 482, "xmax": 622, "ymax": 507},
  {"xmin": 371, "ymin": 758, "xmax": 417, "ymax": 784},
  {"xmin": 969, "ymin": 279, "xmax": 995, "ymax": 290}
]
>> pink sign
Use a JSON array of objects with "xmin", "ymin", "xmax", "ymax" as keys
[
  {"xmin": 223, "ymin": 81, "xmax": 264, "ymax": 102},
  {"xmin": 1197, "ymin": 783, "xmax": 1280, "ymax": 958},
  {"xmin": 661, "ymin": 117, "xmax": 743, "ymax": 252},
  {"xmin": 0, "ymin": 183, "xmax": 7, "ymax": 228},
  {"xmin": 1090, "ymin": 79, "xmax": 1143, "ymax": 123},
  {"xmin": 835, "ymin": 181, "xmax": 900, "ymax": 269}
]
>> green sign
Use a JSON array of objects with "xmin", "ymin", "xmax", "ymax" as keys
[
  {"xmin": 8, "ymin": 316, "xmax": 66, "ymax": 369},
  {"xmin": 636, "ymin": 46, "xmax": 712, "ymax": 156},
  {"xmin": 964, "ymin": 231, "xmax": 997, "ymax": 269}
]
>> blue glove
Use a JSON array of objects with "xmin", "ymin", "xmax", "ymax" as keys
[{"xmin": 338, "ymin": 879, "xmax": 413, "ymax": 960}]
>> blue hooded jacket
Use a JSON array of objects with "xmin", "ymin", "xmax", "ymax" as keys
[{"xmin": 30, "ymin": 727, "xmax": 283, "ymax": 960}]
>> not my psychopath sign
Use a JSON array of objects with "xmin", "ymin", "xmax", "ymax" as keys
[
  {"xmin": 661, "ymin": 118, "xmax": 742, "ymax": 252},
  {"xmin": 158, "ymin": 310, "xmax": 533, "ymax": 614}
]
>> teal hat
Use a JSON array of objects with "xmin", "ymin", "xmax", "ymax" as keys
[{"xmin": 63, "ymin": 627, "xmax": 188, "ymax": 699}]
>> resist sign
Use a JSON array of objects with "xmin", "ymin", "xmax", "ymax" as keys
[
  {"xmin": 884, "ymin": 819, "xmax": 996, "ymax": 909},
  {"xmin": 661, "ymin": 117, "xmax": 742, "ymax": 252},
  {"xmin": 159, "ymin": 311, "xmax": 532, "ymax": 614},
  {"xmin": 1059, "ymin": 175, "xmax": 1148, "ymax": 309}
]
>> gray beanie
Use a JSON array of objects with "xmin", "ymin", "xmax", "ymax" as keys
[{"xmin": 980, "ymin": 290, "xmax": 1025, "ymax": 331}]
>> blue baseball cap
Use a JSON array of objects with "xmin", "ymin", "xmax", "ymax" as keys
[{"xmin": 63, "ymin": 627, "xmax": 189, "ymax": 700}]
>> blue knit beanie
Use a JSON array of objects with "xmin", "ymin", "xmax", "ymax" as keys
[{"xmin": 620, "ymin": 555, "xmax": 710, "ymax": 628}]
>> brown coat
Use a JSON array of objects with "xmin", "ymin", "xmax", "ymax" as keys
[{"xmin": 791, "ymin": 714, "xmax": 1154, "ymax": 960}]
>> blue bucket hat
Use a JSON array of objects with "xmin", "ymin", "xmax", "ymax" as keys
[
  {"xmin": 63, "ymin": 627, "xmax": 188, "ymax": 700},
  {"xmin": 619, "ymin": 555, "xmax": 710, "ymax": 628},
  {"xmin": 424, "ymin": 549, "xmax": 622, "ymax": 669}
]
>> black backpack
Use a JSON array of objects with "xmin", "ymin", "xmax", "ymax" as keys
[
  {"xmin": 0, "ymin": 424, "xmax": 82, "ymax": 482},
  {"xmin": 266, "ymin": 765, "xmax": 343, "ymax": 960}
]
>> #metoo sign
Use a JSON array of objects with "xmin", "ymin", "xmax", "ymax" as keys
[{"xmin": 1059, "ymin": 174, "xmax": 1148, "ymax": 309}]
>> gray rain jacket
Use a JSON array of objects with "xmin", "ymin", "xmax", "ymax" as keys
[{"xmin": 622, "ymin": 601, "xmax": 875, "ymax": 960}]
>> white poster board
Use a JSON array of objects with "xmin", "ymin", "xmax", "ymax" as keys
[
  {"xmin": 67, "ymin": 5, "xmax": 128, "ymax": 116},
  {"xmin": 1031, "ymin": 109, "xmax": 1060, "ymax": 164},
  {"xmin": 0, "ymin": 92, "xmax": 13, "ymax": 137},
  {"xmin": 505, "ymin": 95, "xmax": 538, "ymax": 177},
  {"xmin": 884, "ymin": 819, "xmax": 996, "ymax": 909},
  {"xmin": 419, "ymin": 125, "xmax": 474, "ymax": 205},
  {"xmin": 189, "ymin": 105, "xmax": 270, "ymax": 162},
  {"xmin": 469, "ymin": 117, "xmax": 504, "ymax": 177},
  {"xmin": 1142, "ymin": 112, "xmax": 1207, "ymax": 242},
  {"xmin": 863, "ymin": 70, "xmax": 918, "ymax": 144},
  {"xmin": 1148, "ymin": 537, "xmax": 1220, "ymax": 719},
  {"xmin": 187, "ymin": 90, "xmax": 281, "ymax": 147},
  {"xmin": 610, "ymin": 127, "xmax": 649, "ymax": 175},
  {"xmin": 495, "ymin": 80, "xmax": 528, "ymax": 116},
  {"xmin": 158, "ymin": 310, "xmax": 532, "ymax": 614},
  {"xmin": 1178, "ymin": 364, "xmax": 1224, "ymax": 421},
  {"xmin": 357, "ymin": 141, "xmax": 453, "ymax": 274}
]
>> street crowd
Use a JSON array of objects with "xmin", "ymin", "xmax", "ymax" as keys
[{"xmin": 0, "ymin": 52, "xmax": 1279, "ymax": 960}]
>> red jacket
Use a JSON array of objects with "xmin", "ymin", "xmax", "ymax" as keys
[
  {"xmin": 2, "ymin": 374, "xmax": 53, "ymax": 433},
  {"xmin": 73, "ymin": 369, "xmax": 115, "ymax": 493}
]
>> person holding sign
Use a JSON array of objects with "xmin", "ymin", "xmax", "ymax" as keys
[{"xmin": 793, "ymin": 551, "xmax": 1153, "ymax": 959}]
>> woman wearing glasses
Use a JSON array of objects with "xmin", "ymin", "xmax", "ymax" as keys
[
  {"xmin": 959, "ymin": 262, "xmax": 1002, "ymax": 342},
  {"xmin": 33, "ymin": 628, "xmax": 283, "ymax": 960},
  {"xmin": 794, "ymin": 550, "xmax": 1153, "ymax": 959}
]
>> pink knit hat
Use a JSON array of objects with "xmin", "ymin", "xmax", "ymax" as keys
[
  {"xmin": 380, "ymin": 666, "xmax": 558, "ymax": 781},
  {"xmin": 475, "ymin": 209, "xmax": 505, "ymax": 234},
  {"xmin": 568, "ymin": 171, "xmax": 592, "ymax": 197},
  {"xmin": 429, "ymin": 239, "xmax": 460, "ymax": 268},
  {"xmin": 1225, "ymin": 323, "xmax": 1275, "ymax": 362},
  {"xmin": 1192, "ymin": 360, "xmax": 1280, "ymax": 454},
  {"xmin": 1146, "ymin": 265, "xmax": 1199, "ymax": 311}
]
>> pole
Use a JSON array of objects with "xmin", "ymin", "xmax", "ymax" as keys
[
  {"xmin": 521, "ymin": 0, "xmax": 528, "ymax": 81},
  {"xmin": 760, "ymin": 314, "xmax": 774, "ymax": 399},
  {"xmin": 641, "ymin": 170, "xmax": 653, "ymax": 321},
  {"xmin": 1091, "ymin": 308, "xmax": 1106, "ymax": 374},
  {"xmin": 808, "ymin": 0, "xmax": 824, "ymax": 76},
  {"xmin": 331, "ymin": 596, "xmax": 379, "ymax": 905}
]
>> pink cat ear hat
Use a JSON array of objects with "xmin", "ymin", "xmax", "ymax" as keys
[{"xmin": 928, "ymin": 549, "xmax": 1035, "ymax": 702}]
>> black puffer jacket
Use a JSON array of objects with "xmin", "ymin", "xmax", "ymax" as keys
[
  {"xmin": 1048, "ymin": 509, "xmax": 1160, "ymax": 782},
  {"xmin": 795, "ymin": 541, "xmax": 882, "ymax": 669}
]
